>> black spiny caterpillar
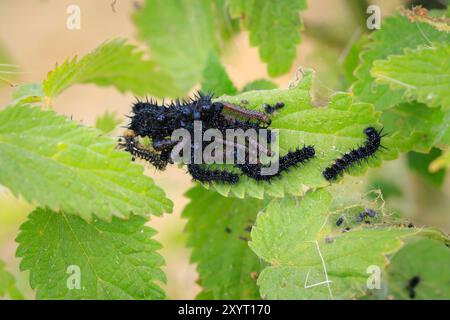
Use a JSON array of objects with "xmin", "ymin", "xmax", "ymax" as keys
[
  {"xmin": 237, "ymin": 146, "xmax": 315, "ymax": 181},
  {"xmin": 322, "ymin": 127, "xmax": 386, "ymax": 181},
  {"xmin": 119, "ymin": 92, "xmax": 315, "ymax": 184}
]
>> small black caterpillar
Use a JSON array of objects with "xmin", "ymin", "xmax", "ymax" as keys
[
  {"xmin": 407, "ymin": 275, "xmax": 421, "ymax": 299},
  {"xmin": 355, "ymin": 208, "xmax": 377, "ymax": 223},
  {"xmin": 187, "ymin": 162, "xmax": 240, "ymax": 184},
  {"xmin": 121, "ymin": 129, "xmax": 172, "ymax": 170},
  {"xmin": 264, "ymin": 102, "xmax": 285, "ymax": 114},
  {"xmin": 335, "ymin": 216, "xmax": 344, "ymax": 226},
  {"xmin": 322, "ymin": 127, "xmax": 386, "ymax": 181},
  {"xmin": 237, "ymin": 146, "xmax": 315, "ymax": 181}
]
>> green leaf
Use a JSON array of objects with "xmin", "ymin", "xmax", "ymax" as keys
[
  {"xmin": 43, "ymin": 38, "xmax": 180, "ymax": 101},
  {"xmin": 0, "ymin": 104, "xmax": 172, "ymax": 221},
  {"xmin": 231, "ymin": 0, "xmax": 307, "ymax": 77},
  {"xmin": 341, "ymin": 33, "xmax": 368, "ymax": 87},
  {"xmin": 407, "ymin": 148, "xmax": 446, "ymax": 187},
  {"xmin": 0, "ymin": 259, "xmax": 23, "ymax": 299},
  {"xmin": 371, "ymin": 43, "xmax": 450, "ymax": 110},
  {"xmin": 134, "ymin": 0, "xmax": 219, "ymax": 92},
  {"xmin": 228, "ymin": 0, "xmax": 249, "ymax": 19},
  {"xmin": 429, "ymin": 150, "xmax": 450, "ymax": 172},
  {"xmin": 16, "ymin": 207, "xmax": 166, "ymax": 300},
  {"xmin": 201, "ymin": 52, "xmax": 237, "ymax": 96},
  {"xmin": 11, "ymin": 83, "xmax": 43, "ymax": 104},
  {"xmin": 182, "ymin": 186, "xmax": 264, "ymax": 299},
  {"xmin": 386, "ymin": 237, "xmax": 450, "ymax": 300},
  {"xmin": 366, "ymin": 178, "xmax": 403, "ymax": 200},
  {"xmin": 381, "ymin": 101, "xmax": 450, "ymax": 153},
  {"xmin": 242, "ymin": 79, "xmax": 278, "ymax": 92},
  {"xmin": 95, "ymin": 111, "xmax": 122, "ymax": 135},
  {"xmin": 213, "ymin": 0, "xmax": 240, "ymax": 42},
  {"xmin": 249, "ymin": 189, "xmax": 425, "ymax": 299},
  {"xmin": 207, "ymin": 70, "xmax": 398, "ymax": 199},
  {"xmin": 352, "ymin": 14, "xmax": 449, "ymax": 110}
]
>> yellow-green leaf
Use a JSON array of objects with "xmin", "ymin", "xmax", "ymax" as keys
[
  {"xmin": 16, "ymin": 208, "xmax": 166, "ymax": 299},
  {"xmin": 183, "ymin": 186, "xmax": 265, "ymax": 299},
  {"xmin": 249, "ymin": 190, "xmax": 431, "ymax": 299},
  {"xmin": 371, "ymin": 43, "xmax": 450, "ymax": 110},
  {"xmin": 134, "ymin": 0, "xmax": 219, "ymax": 92},
  {"xmin": 0, "ymin": 104, "xmax": 172, "ymax": 221},
  {"xmin": 43, "ymin": 39, "xmax": 181, "ymax": 100}
]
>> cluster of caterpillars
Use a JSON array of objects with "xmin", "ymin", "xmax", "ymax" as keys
[{"xmin": 119, "ymin": 92, "xmax": 384, "ymax": 184}]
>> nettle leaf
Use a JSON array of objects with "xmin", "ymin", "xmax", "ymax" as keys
[
  {"xmin": 352, "ymin": 14, "xmax": 449, "ymax": 110},
  {"xmin": 386, "ymin": 237, "xmax": 450, "ymax": 300},
  {"xmin": 242, "ymin": 79, "xmax": 278, "ymax": 92},
  {"xmin": 381, "ymin": 102, "xmax": 450, "ymax": 153},
  {"xmin": 0, "ymin": 259, "xmax": 23, "ymax": 299},
  {"xmin": 430, "ymin": 150, "xmax": 450, "ymax": 172},
  {"xmin": 43, "ymin": 38, "xmax": 180, "ymax": 101},
  {"xmin": 407, "ymin": 148, "xmax": 446, "ymax": 187},
  {"xmin": 212, "ymin": 0, "xmax": 240, "ymax": 42},
  {"xmin": 249, "ymin": 189, "xmax": 430, "ymax": 299},
  {"xmin": 228, "ymin": 0, "xmax": 249, "ymax": 19},
  {"xmin": 230, "ymin": 0, "xmax": 307, "ymax": 77},
  {"xmin": 367, "ymin": 178, "xmax": 403, "ymax": 200},
  {"xmin": 0, "ymin": 104, "xmax": 172, "ymax": 221},
  {"xmin": 11, "ymin": 83, "xmax": 43, "ymax": 104},
  {"xmin": 201, "ymin": 52, "xmax": 237, "ymax": 96},
  {"xmin": 134, "ymin": 0, "xmax": 219, "ymax": 92},
  {"xmin": 95, "ymin": 111, "xmax": 122, "ymax": 135},
  {"xmin": 371, "ymin": 43, "xmax": 450, "ymax": 110},
  {"xmin": 207, "ymin": 70, "xmax": 397, "ymax": 199},
  {"xmin": 16, "ymin": 207, "xmax": 166, "ymax": 300},
  {"xmin": 182, "ymin": 186, "xmax": 264, "ymax": 299},
  {"xmin": 341, "ymin": 34, "xmax": 368, "ymax": 87},
  {"xmin": 200, "ymin": 52, "xmax": 277, "ymax": 95}
]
